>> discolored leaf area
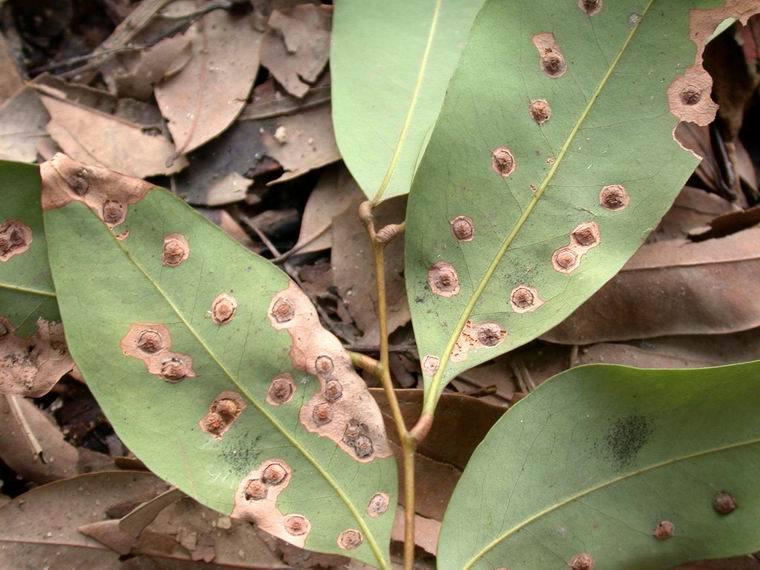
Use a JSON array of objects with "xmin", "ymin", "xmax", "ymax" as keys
[
  {"xmin": 439, "ymin": 360, "xmax": 760, "ymax": 569},
  {"xmin": 41, "ymin": 154, "xmax": 397, "ymax": 567},
  {"xmin": 331, "ymin": 0, "xmax": 484, "ymax": 202},
  {"xmin": 0, "ymin": 160, "xmax": 58, "ymax": 336},
  {"xmin": 405, "ymin": 0, "xmax": 760, "ymax": 411}
]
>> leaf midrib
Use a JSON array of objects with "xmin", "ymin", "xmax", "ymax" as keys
[
  {"xmin": 102, "ymin": 215, "xmax": 388, "ymax": 568},
  {"xmin": 426, "ymin": 0, "xmax": 655, "ymax": 411},
  {"xmin": 372, "ymin": 0, "xmax": 443, "ymax": 204},
  {"xmin": 0, "ymin": 281, "xmax": 56, "ymax": 298},
  {"xmin": 463, "ymin": 435, "xmax": 760, "ymax": 567}
]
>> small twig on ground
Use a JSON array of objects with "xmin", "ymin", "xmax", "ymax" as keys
[{"xmin": 6, "ymin": 395, "xmax": 46, "ymax": 464}]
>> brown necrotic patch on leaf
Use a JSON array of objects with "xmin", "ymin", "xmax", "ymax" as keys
[
  {"xmin": 267, "ymin": 373, "xmax": 295, "ymax": 405},
  {"xmin": 120, "ymin": 323, "xmax": 196, "ymax": 383},
  {"xmin": 162, "ymin": 233, "xmax": 190, "ymax": 267},
  {"xmin": 529, "ymin": 99, "xmax": 551, "ymax": 125},
  {"xmin": 422, "ymin": 355, "xmax": 440, "ymax": 376},
  {"xmin": 531, "ymin": 32, "xmax": 567, "ymax": 78},
  {"xmin": 267, "ymin": 281, "xmax": 392, "ymax": 463},
  {"xmin": 40, "ymin": 154, "xmax": 153, "ymax": 229},
  {"xmin": 450, "ymin": 215, "xmax": 474, "ymax": 241},
  {"xmin": 569, "ymin": 553, "xmax": 595, "ymax": 570},
  {"xmin": 367, "ymin": 492, "xmax": 390, "ymax": 518},
  {"xmin": 427, "ymin": 261, "xmax": 461, "ymax": 298},
  {"xmin": 0, "ymin": 318, "xmax": 74, "ymax": 397},
  {"xmin": 571, "ymin": 222, "xmax": 600, "ymax": 248},
  {"xmin": 199, "ymin": 390, "xmax": 245, "ymax": 439},
  {"xmin": 510, "ymin": 285, "xmax": 544, "ymax": 314},
  {"xmin": 491, "ymin": 146, "xmax": 516, "ymax": 177},
  {"xmin": 0, "ymin": 219, "xmax": 33, "ymax": 262},
  {"xmin": 231, "ymin": 459, "xmax": 310, "ymax": 547},
  {"xmin": 451, "ymin": 320, "xmax": 507, "ymax": 362},
  {"xmin": 337, "ymin": 528, "xmax": 363, "ymax": 551},
  {"xmin": 578, "ymin": 0, "xmax": 602, "ymax": 16},
  {"xmin": 211, "ymin": 292, "xmax": 237, "ymax": 325},
  {"xmin": 599, "ymin": 184, "xmax": 629, "ymax": 211},
  {"xmin": 653, "ymin": 520, "xmax": 674, "ymax": 540}
]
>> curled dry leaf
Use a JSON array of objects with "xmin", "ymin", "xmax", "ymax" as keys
[
  {"xmin": 0, "ymin": 87, "xmax": 50, "ymax": 162},
  {"xmin": 545, "ymin": 228, "xmax": 760, "ymax": 344},
  {"xmin": 38, "ymin": 87, "xmax": 187, "ymax": 178},
  {"xmin": 0, "ymin": 471, "xmax": 286, "ymax": 569},
  {"xmin": 0, "ymin": 33, "xmax": 23, "ymax": 102},
  {"xmin": 260, "ymin": 5, "xmax": 332, "ymax": 98},
  {"xmin": 332, "ymin": 195, "xmax": 410, "ymax": 346},
  {"xmin": 154, "ymin": 9, "xmax": 263, "ymax": 154},
  {"xmin": 0, "ymin": 317, "xmax": 73, "ymax": 397},
  {"xmin": 651, "ymin": 186, "xmax": 738, "ymax": 242}
]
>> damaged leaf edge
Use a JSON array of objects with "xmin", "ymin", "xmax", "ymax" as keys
[{"xmin": 39, "ymin": 155, "xmax": 392, "ymax": 568}]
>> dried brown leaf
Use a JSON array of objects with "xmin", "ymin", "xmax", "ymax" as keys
[
  {"xmin": 39, "ymin": 89, "xmax": 186, "ymax": 178},
  {"xmin": 154, "ymin": 9, "xmax": 263, "ymax": 153},
  {"xmin": 260, "ymin": 5, "xmax": 331, "ymax": 98},
  {"xmin": 545, "ymin": 228, "xmax": 760, "ymax": 344},
  {"xmin": 0, "ymin": 87, "xmax": 49, "ymax": 162},
  {"xmin": 0, "ymin": 33, "xmax": 23, "ymax": 103},
  {"xmin": 651, "ymin": 186, "xmax": 738, "ymax": 242}
]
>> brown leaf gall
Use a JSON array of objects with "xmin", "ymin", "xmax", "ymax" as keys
[
  {"xmin": 529, "ymin": 99, "xmax": 551, "ymax": 124},
  {"xmin": 569, "ymin": 552, "xmax": 595, "ymax": 570},
  {"xmin": 162, "ymin": 233, "xmax": 190, "ymax": 267},
  {"xmin": 0, "ymin": 219, "xmax": 33, "ymax": 262},
  {"xmin": 450, "ymin": 215, "xmax": 475, "ymax": 241},
  {"xmin": 367, "ymin": 492, "xmax": 390, "ymax": 517},
  {"xmin": 552, "ymin": 247, "xmax": 580, "ymax": 273},
  {"xmin": 284, "ymin": 515, "xmax": 310, "ymax": 536},
  {"xmin": 267, "ymin": 373, "xmax": 295, "ymax": 405},
  {"xmin": 510, "ymin": 285, "xmax": 543, "ymax": 313},
  {"xmin": 653, "ymin": 520, "xmax": 674, "ymax": 540},
  {"xmin": 578, "ymin": 0, "xmax": 602, "ymax": 16},
  {"xmin": 599, "ymin": 184, "xmax": 629, "ymax": 211},
  {"xmin": 491, "ymin": 146, "xmax": 516, "ymax": 177},
  {"xmin": 211, "ymin": 293, "xmax": 237, "ymax": 325},
  {"xmin": 337, "ymin": 529, "xmax": 363, "ymax": 550},
  {"xmin": 532, "ymin": 32, "xmax": 567, "ymax": 78},
  {"xmin": 427, "ymin": 261, "xmax": 460, "ymax": 297}
]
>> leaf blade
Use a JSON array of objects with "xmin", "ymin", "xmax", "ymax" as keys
[{"xmin": 439, "ymin": 361, "xmax": 760, "ymax": 569}]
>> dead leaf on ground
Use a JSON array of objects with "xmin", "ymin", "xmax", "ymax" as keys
[
  {"xmin": 38, "ymin": 86, "xmax": 186, "ymax": 178},
  {"xmin": 154, "ymin": 9, "xmax": 263, "ymax": 154},
  {"xmin": 545, "ymin": 227, "xmax": 760, "ymax": 344},
  {"xmin": 688, "ymin": 204, "xmax": 760, "ymax": 241},
  {"xmin": 0, "ymin": 472, "xmax": 286, "ymax": 569},
  {"xmin": 292, "ymin": 163, "xmax": 361, "ymax": 255},
  {"xmin": 260, "ymin": 4, "xmax": 331, "ymax": 98},
  {"xmin": 391, "ymin": 506, "xmax": 440, "ymax": 556},
  {"xmin": 197, "ymin": 208, "xmax": 255, "ymax": 250},
  {"xmin": 650, "ymin": 186, "xmax": 738, "ymax": 242},
  {"xmin": 0, "ymin": 33, "xmax": 23, "ymax": 102},
  {"xmin": 0, "ymin": 395, "xmax": 112, "ymax": 483},
  {"xmin": 371, "ymin": 389, "xmax": 504, "ymax": 521},
  {"xmin": 104, "ymin": 34, "xmax": 193, "ymax": 100},
  {"xmin": 0, "ymin": 87, "xmax": 50, "ymax": 162},
  {"xmin": 176, "ymin": 80, "xmax": 339, "ymax": 205},
  {"xmin": 333, "ymin": 195, "xmax": 409, "ymax": 347},
  {"xmin": 0, "ymin": 318, "xmax": 74, "ymax": 397}
]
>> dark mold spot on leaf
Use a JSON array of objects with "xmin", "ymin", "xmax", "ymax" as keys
[
  {"xmin": 199, "ymin": 391, "xmax": 245, "ymax": 439},
  {"xmin": 653, "ymin": 520, "xmax": 674, "ymax": 540},
  {"xmin": 450, "ymin": 215, "xmax": 475, "ymax": 241},
  {"xmin": 569, "ymin": 552, "xmax": 595, "ymax": 570},
  {"xmin": 267, "ymin": 373, "xmax": 295, "ymax": 405},
  {"xmin": 491, "ymin": 146, "xmax": 516, "ymax": 177},
  {"xmin": 271, "ymin": 297, "xmax": 295, "ymax": 323},
  {"xmin": 0, "ymin": 219, "xmax": 33, "ymax": 262},
  {"xmin": 604, "ymin": 414, "xmax": 652, "ymax": 468},
  {"xmin": 532, "ymin": 33, "xmax": 567, "ymax": 78},
  {"xmin": 578, "ymin": 0, "xmax": 602, "ymax": 16},
  {"xmin": 284, "ymin": 515, "xmax": 310, "ymax": 536},
  {"xmin": 337, "ymin": 528, "xmax": 363, "ymax": 550},
  {"xmin": 599, "ymin": 184, "xmax": 629, "ymax": 210},
  {"xmin": 552, "ymin": 247, "xmax": 579, "ymax": 273},
  {"xmin": 162, "ymin": 233, "xmax": 190, "ymax": 267},
  {"xmin": 211, "ymin": 293, "xmax": 238, "ymax": 325},
  {"xmin": 427, "ymin": 261, "xmax": 460, "ymax": 297},
  {"xmin": 510, "ymin": 285, "xmax": 543, "ymax": 313},
  {"xmin": 529, "ymin": 99, "xmax": 551, "ymax": 124},
  {"xmin": 367, "ymin": 492, "xmax": 389, "ymax": 518},
  {"xmin": 713, "ymin": 491, "xmax": 737, "ymax": 515}
]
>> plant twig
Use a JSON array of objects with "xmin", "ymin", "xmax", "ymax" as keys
[
  {"xmin": 349, "ymin": 351, "xmax": 383, "ymax": 382},
  {"xmin": 6, "ymin": 395, "xmax": 46, "ymax": 464},
  {"xmin": 359, "ymin": 200, "xmax": 430, "ymax": 570}
]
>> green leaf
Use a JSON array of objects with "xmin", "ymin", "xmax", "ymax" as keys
[
  {"xmin": 404, "ymin": 0, "xmax": 758, "ymax": 412},
  {"xmin": 331, "ymin": 0, "xmax": 484, "ymax": 202},
  {"xmin": 41, "ymin": 154, "xmax": 397, "ymax": 568},
  {"xmin": 0, "ymin": 160, "xmax": 58, "ymax": 337},
  {"xmin": 439, "ymin": 360, "xmax": 760, "ymax": 569}
]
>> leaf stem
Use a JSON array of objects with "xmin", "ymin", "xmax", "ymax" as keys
[
  {"xmin": 360, "ymin": 201, "xmax": 431, "ymax": 570},
  {"xmin": 349, "ymin": 351, "xmax": 383, "ymax": 381}
]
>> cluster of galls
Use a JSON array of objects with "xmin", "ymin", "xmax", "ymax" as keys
[{"xmin": 244, "ymin": 462, "xmax": 289, "ymax": 502}]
